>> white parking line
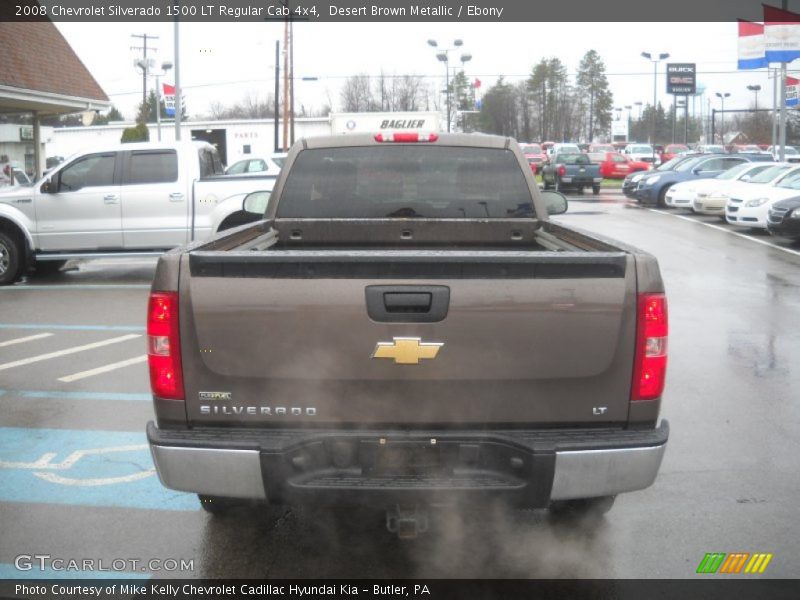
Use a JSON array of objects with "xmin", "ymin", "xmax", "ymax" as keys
[
  {"xmin": 0, "ymin": 333, "xmax": 53, "ymax": 348},
  {"xmin": 647, "ymin": 209, "xmax": 800, "ymax": 258},
  {"xmin": 0, "ymin": 334, "xmax": 141, "ymax": 372},
  {"xmin": 58, "ymin": 355, "xmax": 148, "ymax": 383}
]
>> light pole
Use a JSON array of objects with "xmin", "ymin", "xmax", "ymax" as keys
[
  {"xmin": 624, "ymin": 105, "xmax": 632, "ymax": 143},
  {"xmin": 747, "ymin": 84, "xmax": 761, "ymax": 111},
  {"xmin": 457, "ymin": 53, "xmax": 472, "ymax": 132},
  {"xmin": 428, "ymin": 38, "xmax": 465, "ymax": 133},
  {"xmin": 641, "ymin": 51, "xmax": 670, "ymax": 161},
  {"xmin": 716, "ymin": 92, "xmax": 730, "ymax": 144}
]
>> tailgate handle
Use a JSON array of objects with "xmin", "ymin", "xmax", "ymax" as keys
[
  {"xmin": 366, "ymin": 286, "xmax": 449, "ymax": 323},
  {"xmin": 383, "ymin": 292, "xmax": 432, "ymax": 313}
]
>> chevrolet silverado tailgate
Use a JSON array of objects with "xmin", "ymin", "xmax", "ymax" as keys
[{"xmin": 178, "ymin": 248, "xmax": 637, "ymax": 426}]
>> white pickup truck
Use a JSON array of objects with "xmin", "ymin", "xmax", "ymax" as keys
[{"xmin": 0, "ymin": 141, "xmax": 276, "ymax": 285}]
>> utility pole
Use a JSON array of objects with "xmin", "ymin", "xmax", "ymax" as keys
[
  {"xmin": 174, "ymin": 21, "xmax": 181, "ymax": 140},
  {"xmin": 274, "ymin": 40, "xmax": 280, "ymax": 153},
  {"xmin": 588, "ymin": 76, "xmax": 594, "ymax": 143},
  {"xmin": 131, "ymin": 34, "xmax": 158, "ymax": 109},
  {"xmin": 282, "ymin": 19, "xmax": 289, "ymax": 152},
  {"xmin": 289, "ymin": 19, "xmax": 295, "ymax": 146},
  {"xmin": 772, "ymin": 67, "xmax": 778, "ymax": 150}
]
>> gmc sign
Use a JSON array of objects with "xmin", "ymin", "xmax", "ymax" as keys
[{"xmin": 666, "ymin": 63, "xmax": 696, "ymax": 95}]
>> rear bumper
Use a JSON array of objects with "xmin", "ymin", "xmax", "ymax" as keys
[{"xmin": 147, "ymin": 420, "xmax": 669, "ymax": 507}]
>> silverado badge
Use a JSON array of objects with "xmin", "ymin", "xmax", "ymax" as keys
[{"xmin": 371, "ymin": 337, "xmax": 443, "ymax": 365}]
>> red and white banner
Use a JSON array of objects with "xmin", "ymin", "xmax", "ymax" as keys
[
  {"xmin": 764, "ymin": 5, "xmax": 800, "ymax": 63},
  {"xmin": 738, "ymin": 20, "xmax": 767, "ymax": 69}
]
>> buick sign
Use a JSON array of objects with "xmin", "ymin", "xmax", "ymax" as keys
[{"xmin": 667, "ymin": 63, "xmax": 696, "ymax": 95}]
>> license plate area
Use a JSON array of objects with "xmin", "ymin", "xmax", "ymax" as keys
[{"xmin": 370, "ymin": 442, "xmax": 444, "ymax": 475}]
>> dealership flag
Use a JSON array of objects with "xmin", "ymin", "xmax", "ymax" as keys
[
  {"xmin": 162, "ymin": 83, "xmax": 185, "ymax": 117},
  {"xmin": 787, "ymin": 76, "xmax": 800, "ymax": 106},
  {"xmin": 764, "ymin": 5, "xmax": 800, "ymax": 62},
  {"xmin": 738, "ymin": 20, "xmax": 768, "ymax": 69}
]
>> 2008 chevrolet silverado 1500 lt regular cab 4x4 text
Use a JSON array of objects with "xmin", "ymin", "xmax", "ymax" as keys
[
  {"xmin": 146, "ymin": 132, "xmax": 669, "ymax": 538},
  {"xmin": 0, "ymin": 141, "xmax": 275, "ymax": 285}
]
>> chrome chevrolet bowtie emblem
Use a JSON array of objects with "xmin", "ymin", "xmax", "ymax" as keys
[{"xmin": 371, "ymin": 337, "xmax": 444, "ymax": 365}]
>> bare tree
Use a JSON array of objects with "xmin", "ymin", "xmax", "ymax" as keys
[
  {"xmin": 340, "ymin": 74, "xmax": 375, "ymax": 112},
  {"xmin": 202, "ymin": 91, "xmax": 275, "ymax": 120},
  {"xmin": 395, "ymin": 75, "xmax": 426, "ymax": 111}
]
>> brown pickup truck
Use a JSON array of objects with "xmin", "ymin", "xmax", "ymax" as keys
[{"xmin": 146, "ymin": 132, "xmax": 669, "ymax": 537}]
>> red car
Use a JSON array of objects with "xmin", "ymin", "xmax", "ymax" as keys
[
  {"xmin": 519, "ymin": 143, "xmax": 547, "ymax": 174},
  {"xmin": 589, "ymin": 152, "xmax": 652, "ymax": 179},
  {"xmin": 660, "ymin": 144, "xmax": 689, "ymax": 163}
]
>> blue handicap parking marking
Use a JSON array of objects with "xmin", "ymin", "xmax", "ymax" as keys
[
  {"xmin": 0, "ymin": 428, "xmax": 198, "ymax": 511},
  {"xmin": 0, "ymin": 563, "xmax": 149, "ymax": 580}
]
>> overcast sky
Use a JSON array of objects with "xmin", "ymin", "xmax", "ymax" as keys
[{"xmin": 56, "ymin": 21, "xmax": 792, "ymax": 124}]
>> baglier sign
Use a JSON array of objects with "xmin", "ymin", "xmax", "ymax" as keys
[{"xmin": 666, "ymin": 63, "xmax": 696, "ymax": 95}]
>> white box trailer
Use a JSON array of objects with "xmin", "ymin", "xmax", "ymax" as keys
[{"xmin": 330, "ymin": 112, "xmax": 442, "ymax": 135}]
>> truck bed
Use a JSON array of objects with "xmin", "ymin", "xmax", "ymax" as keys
[{"xmin": 170, "ymin": 218, "xmax": 642, "ymax": 428}]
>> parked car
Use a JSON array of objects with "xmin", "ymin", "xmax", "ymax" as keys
[
  {"xmin": 766, "ymin": 145, "xmax": 800, "ymax": 163},
  {"xmin": 541, "ymin": 152, "xmax": 603, "ymax": 194},
  {"xmin": 664, "ymin": 161, "xmax": 778, "ymax": 210},
  {"xmin": 623, "ymin": 143, "xmax": 659, "ymax": 166},
  {"xmin": 691, "ymin": 163, "xmax": 796, "ymax": 216},
  {"xmin": 660, "ymin": 144, "xmax": 689, "ymax": 163},
  {"xmin": 589, "ymin": 143, "xmax": 615, "ymax": 153},
  {"xmin": 635, "ymin": 154, "xmax": 756, "ymax": 207},
  {"xmin": 270, "ymin": 152, "xmax": 288, "ymax": 168},
  {"xmin": 695, "ymin": 145, "xmax": 725, "ymax": 154},
  {"xmin": 621, "ymin": 155, "xmax": 699, "ymax": 198},
  {"xmin": 546, "ymin": 143, "xmax": 581, "ymax": 159},
  {"xmin": 0, "ymin": 167, "xmax": 32, "ymax": 187},
  {"xmin": 0, "ymin": 141, "xmax": 277, "ymax": 285},
  {"xmin": 225, "ymin": 155, "xmax": 283, "ymax": 176},
  {"xmin": 766, "ymin": 196, "xmax": 800, "ymax": 239},
  {"xmin": 519, "ymin": 143, "xmax": 547, "ymax": 174},
  {"xmin": 734, "ymin": 144, "xmax": 765, "ymax": 154},
  {"xmin": 590, "ymin": 152, "xmax": 652, "ymax": 179},
  {"xmin": 725, "ymin": 167, "xmax": 800, "ymax": 229}
]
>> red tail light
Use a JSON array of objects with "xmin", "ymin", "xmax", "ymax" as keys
[
  {"xmin": 374, "ymin": 132, "xmax": 439, "ymax": 143},
  {"xmin": 631, "ymin": 293, "xmax": 668, "ymax": 401},
  {"xmin": 558, "ymin": 165, "xmax": 566, "ymax": 177},
  {"xmin": 147, "ymin": 291, "xmax": 184, "ymax": 400}
]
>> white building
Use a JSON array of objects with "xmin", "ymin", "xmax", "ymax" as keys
[
  {"xmin": 0, "ymin": 123, "xmax": 55, "ymax": 174},
  {"xmin": 49, "ymin": 117, "xmax": 331, "ymax": 166},
  {"xmin": 49, "ymin": 111, "xmax": 443, "ymax": 167}
]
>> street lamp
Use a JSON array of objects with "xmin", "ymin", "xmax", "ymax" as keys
[
  {"xmin": 427, "ymin": 38, "xmax": 465, "ymax": 133},
  {"xmin": 624, "ymin": 105, "xmax": 633, "ymax": 142},
  {"xmin": 136, "ymin": 58, "xmax": 172, "ymax": 140},
  {"xmin": 641, "ymin": 51, "xmax": 670, "ymax": 161},
  {"xmin": 456, "ymin": 53, "xmax": 472, "ymax": 132},
  {"xmin": 747, "ymin": 84, "xmax": 761, "ymax": 111},
  {"xmin": 716, "ymin": 92, "xmax": 731, "ymax": 144}
]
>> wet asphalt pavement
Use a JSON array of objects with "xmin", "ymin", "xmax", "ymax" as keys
[{"xmin": 0, "ymin": 193, "xmax": 798, "ymax": 580}]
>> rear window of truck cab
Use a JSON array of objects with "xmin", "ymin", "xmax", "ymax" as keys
[{"xmin": 275, "ymin": 146, "xmax": 536, "ymax": 219}]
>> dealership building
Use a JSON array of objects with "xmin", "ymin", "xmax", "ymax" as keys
[{"xmin": 0, "ymin": 21, "xmax": 110, "ymax": 178}]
